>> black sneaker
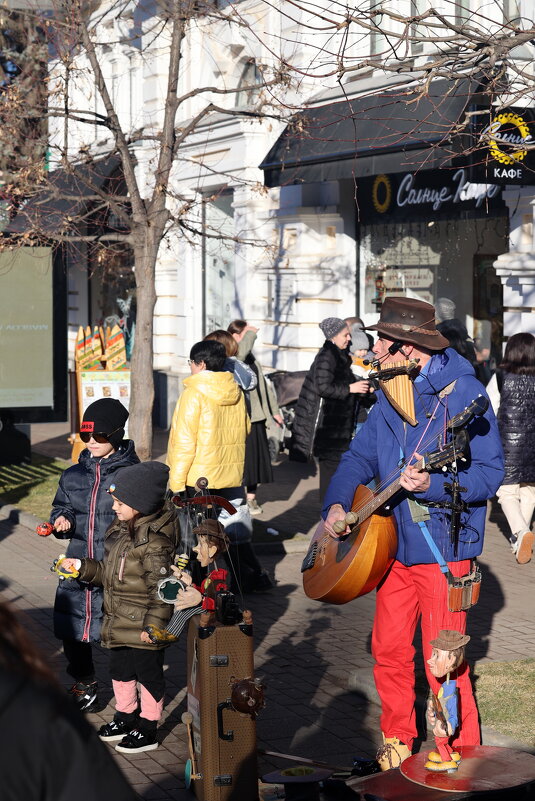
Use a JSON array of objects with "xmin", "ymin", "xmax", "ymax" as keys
[
  {"xmin": 69, "ymin": 680, "xmax": 98, "ymax": 712},
  {"xmin": 115, "ymin": 728, "xmax": 158, "ymax": 754},
  {"xmin": 99, "ymin": 718, "xmax": 134, "ymax": 742}
]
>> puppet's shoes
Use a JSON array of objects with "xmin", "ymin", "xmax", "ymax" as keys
[
  {"xmin": 143, "ymin": 625, "xmax": 177, "ymax": 644},
  {"xmin": 426, "ymin": 751, "xmax": 461, "ymax": 763},
  {"xmin": 425, "ymin": 757, "xmax": 460, "ymax": 772},
  {"xmin": 376, "ymin": 735, "xmax": 411, "ymax": 771}
]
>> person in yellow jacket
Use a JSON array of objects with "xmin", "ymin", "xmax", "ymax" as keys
[
  {"xmin": 167, "ymin": 340, "xmax": 250, "ymax": 495},
  {"xmin": 167, "ymin": 340, "xmax": 273, "ymax": 593}
]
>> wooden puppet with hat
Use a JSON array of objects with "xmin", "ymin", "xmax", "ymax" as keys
[
  {"xmin": 144, "ymin": 518, "xmax": 230, "ymax": 644},
  {"xmin": 425, "ymin": 629, "xmax": 471, "ymax": 772}
]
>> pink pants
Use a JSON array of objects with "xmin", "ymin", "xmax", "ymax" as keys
[
  {"xmin": 112, "ymin": 679, "xmax": 163, "ymax": 721},
  {"xmin": 372, "ymin": 559, "xmax": 480, "ymax": 751}
]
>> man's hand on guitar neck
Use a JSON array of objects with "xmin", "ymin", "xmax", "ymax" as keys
[
  {"xmin": 400, "ymin": 454, "xmax": 431, "ymax": 494},
  {"xmin": 324, "ymin": 503, "xmax": 349, "ymax": 539}
]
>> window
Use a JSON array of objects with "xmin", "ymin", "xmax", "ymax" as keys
[
  {"xmin": 410, "ymin": 0, "xmax": 424, "ymax": 55},
  {"xmin": 235, "ymin": 60, "xmax": 263, "ymax": 108},
  {"xmin": 370, "ymin": 1, "xmax": 386, "ymax": 56},
  {"xmin": 503, "ymin": 0, "xmax": 522, "ymax": 23},
  {"xmin": 455, "ymin": 0, "xmax": 470, "ymax": 24}
]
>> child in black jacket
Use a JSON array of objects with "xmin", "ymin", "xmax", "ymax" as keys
[{"xmin": 49, "ymin": 398, "xmax": 138, "ymax": 711}]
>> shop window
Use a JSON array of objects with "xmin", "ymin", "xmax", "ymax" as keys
[
  {"xmin": 361, "ymin": 215, "xmax": 507, "ymax": 347},
  {"xmin": 90, "ymin": 244, "xmax": 136, "ymax": 360}
]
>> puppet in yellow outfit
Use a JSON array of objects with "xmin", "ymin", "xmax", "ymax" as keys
[{"xmin": 167, "ymin": 340, "xmax": 251, "ymax": 494}]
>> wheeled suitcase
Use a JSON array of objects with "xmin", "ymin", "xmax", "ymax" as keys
[{"xmin": 185, "ymin": 611, "xmax": 260, "ymax": 801}]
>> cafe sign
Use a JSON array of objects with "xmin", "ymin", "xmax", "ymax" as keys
[
  {"xmin": 470, "ymin": 106, "xmax": 535, "ymax": 184},
  {"xmin": 367, "ymin": 168, "xmax": 501, "ymax": 221}
]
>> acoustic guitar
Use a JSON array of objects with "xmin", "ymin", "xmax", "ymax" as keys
[{"xmin": 301, "ymin": 396, "xmax": 488, "ymax": 605}]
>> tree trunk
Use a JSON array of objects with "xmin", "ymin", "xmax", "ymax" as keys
[{"xmin": 129, "ymin": 232, "xmax": 160, "ymax": 460}]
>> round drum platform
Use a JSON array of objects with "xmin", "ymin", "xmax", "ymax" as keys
[{"xmin": 401, "ymin": 745, "xmax": 535, "ymax": 793}]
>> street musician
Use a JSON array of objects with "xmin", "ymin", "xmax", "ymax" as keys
[{"xmin": 322, "ymin": 297, "xmax": 504, "ymax": 771}]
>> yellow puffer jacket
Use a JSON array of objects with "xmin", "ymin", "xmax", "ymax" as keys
[{"xmin": 167, "ymin": 370, "xmax": 251, "ymax": 492}]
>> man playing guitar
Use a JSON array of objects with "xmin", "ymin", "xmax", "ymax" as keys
[{"xmin": 322, "ymin": 297, "xmax": 503, "ymax": 771}]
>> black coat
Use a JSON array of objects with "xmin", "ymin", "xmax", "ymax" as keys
[
  {"xmin": 51, "ymin": 440, "xmax": 139, "ymax": 642},
  {"xmin": 0, "ymin": 669, "xmax": 136, "ymax": 801},
  {"xmin": 290, "ymin": 340, "xmax": 356, "ymax": 461},
  {"xmin": 498, "ymin": 372, "xmax": 535, "ymax": 484}
]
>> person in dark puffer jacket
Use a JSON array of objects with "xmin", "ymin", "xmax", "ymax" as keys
[
  {"xmin": 0, "ymin": 600, "xmax": 137, "ymax": 801},
  {"xmin": 495, "ymin": 332, "xmax": 535, "ymax": 564},
  {"xmin": 49, "ymin": 399, "xmax": 139, "ymax": 712},
  {"xmin": 61, "ymin": 462, "xmax": 179, "ymax": 755},
  {"xmin": 289, "ymin": 317, "xmax": 371, "ymax": 498}
]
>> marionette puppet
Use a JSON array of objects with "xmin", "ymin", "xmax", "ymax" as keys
[
  {"xmin": 143, "ymin": 518, "xmax": 230, "ymax": 644},
  {"xmin": 425, "ymin": 629, "xmax": 471, "ymax": 773}
]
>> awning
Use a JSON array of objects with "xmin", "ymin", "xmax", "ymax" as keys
[
  {"xmin": 6, "ymin": 155, "xmax": 123, "ymax": 236},
  {"xmin": 261, "ymin": 79, "xmax": 475, "ymax": 187}
]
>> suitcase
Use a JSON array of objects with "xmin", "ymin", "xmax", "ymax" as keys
[{"xmin": 185, "ymin": 612, "xmax": 259, "ymax": 801}]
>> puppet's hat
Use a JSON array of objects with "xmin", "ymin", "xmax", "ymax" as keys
[{"xmin": 430, "ymin": 630, "xmax": 470, "ymax": 650}]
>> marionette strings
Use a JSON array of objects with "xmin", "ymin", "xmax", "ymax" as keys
[{"xmin": 201, "ymin": 488, "xmax": 246, "ymax": 608}]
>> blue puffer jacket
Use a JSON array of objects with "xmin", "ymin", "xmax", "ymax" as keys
[
  {"xmin": 51, "ymin": 441, "xmax": 139, "ymax": 642},
  {"xmin": 322, "ymin": 349, "xmax": 504, "ymax": 565}
]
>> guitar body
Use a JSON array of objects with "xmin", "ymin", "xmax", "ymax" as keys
[{"xmin": 302, "ymin": 484, "xmax": 398, "ymax": 605}]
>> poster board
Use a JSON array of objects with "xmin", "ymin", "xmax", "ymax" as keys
[
  {"xmin": 77, "ymin": 370, "xmax": 131, "ymax": 436},
  {"xmin": 71, "ymin": 369, "xmax": 130, "ymax": 462}
]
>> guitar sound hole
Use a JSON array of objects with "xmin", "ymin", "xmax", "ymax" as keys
[{"xmin": 335, "ymin": 525, "xmax": 360, "ymax": 562}]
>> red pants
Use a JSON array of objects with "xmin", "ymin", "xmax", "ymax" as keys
[{"xmin": 371, "ymin": 560, "xmax": 480, "ymax": 751}]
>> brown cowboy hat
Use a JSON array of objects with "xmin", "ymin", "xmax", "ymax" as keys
[
  {"xmin": 365, "ymin": 296, "xmax": 450, "ymax": 352},
  {"xmin": 430, "ymin": 630, "xmax": 471, "ymax": 651}
]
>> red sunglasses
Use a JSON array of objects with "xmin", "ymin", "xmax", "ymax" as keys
[{"xmin": 80, "ymin": 425, "xmax": 122, "ymax": 444}]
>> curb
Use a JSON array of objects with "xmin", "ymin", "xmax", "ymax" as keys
[
  {"xmin": 0, "ymin": 503, "xmax": 42, "ymax": 533},
  {"xmin": 328, "ymin": 665, "xmax": 535, "ymax": 754}
]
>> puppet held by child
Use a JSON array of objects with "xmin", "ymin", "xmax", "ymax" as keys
[
  {"xmin": 425, "ymin": 629, "xmax": 471, "ymax": 773},
  {"xmin": 143, "ymin": 518, "xmax": 230, "ymax": 645}
]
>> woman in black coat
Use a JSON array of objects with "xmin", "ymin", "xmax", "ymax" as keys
[
  {"xmin": 495, "ymin": 332, "xmax": 535, "ymax": 565},
  {"xmin": 290, "ymin": 317, "xmax": 370, "ymax": 498}
]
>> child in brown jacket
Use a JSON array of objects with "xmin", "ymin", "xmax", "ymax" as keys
[{"xmin": 61, "ymin": 461, "xmax": 178, "ymax": 754}]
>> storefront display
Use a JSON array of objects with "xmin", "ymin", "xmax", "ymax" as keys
[{"xmin": 357, "ymin": 169, "xmax": 508, "ymax": 343}]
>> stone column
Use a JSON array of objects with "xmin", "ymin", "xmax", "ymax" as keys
[{"xmin": 494, "ymin": 187, "xmax": 535, "ymax": 337}]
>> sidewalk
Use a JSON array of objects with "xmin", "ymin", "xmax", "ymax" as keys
[{"xmin": 0, "ymin": 423, "xmax": 533, "ymax": 799}]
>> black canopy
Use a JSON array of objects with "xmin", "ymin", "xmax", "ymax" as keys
[{"xmin": 262, "ymin": 79, "xmax": 474, "ymax": 186}]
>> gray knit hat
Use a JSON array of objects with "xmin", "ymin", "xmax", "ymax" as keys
[
  {"xmin": 319, "ymin": 317, "xmax": 347, "ymax": 339},
  {"xmin": 351, "ymin": 329, "xmax": 370, "ymax": 351}
]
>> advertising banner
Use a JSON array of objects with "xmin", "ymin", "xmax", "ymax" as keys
[{"xmin": 0, "ymin": 247, "xmax": 53, "ymax": 408}]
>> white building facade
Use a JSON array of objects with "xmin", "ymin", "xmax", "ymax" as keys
[{"xmin": 48, "ymin": 0, "xmax": 535, "ymax": 423}]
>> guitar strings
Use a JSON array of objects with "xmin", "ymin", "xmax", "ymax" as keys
[{"xmin": 349, "ymin": 419, "xmax": 459, "ymax": 517}]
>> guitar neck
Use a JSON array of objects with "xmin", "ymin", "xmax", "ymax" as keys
[{"xmin": 360, "ymin": 457, "xmax": 425, "ymax": 520}]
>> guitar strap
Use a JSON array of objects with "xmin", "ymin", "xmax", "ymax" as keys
[{"xmin": 400, "ymin": 379, "xmax": 481, "ymax": 610}]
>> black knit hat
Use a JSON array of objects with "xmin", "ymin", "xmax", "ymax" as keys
[
  {"xmin": 81, "ymin": 399, "xmax": 129, "ymax": 448},
  {"xmin": 108, "ymin": 461, "xmax": 169, "ymax": 515}
]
